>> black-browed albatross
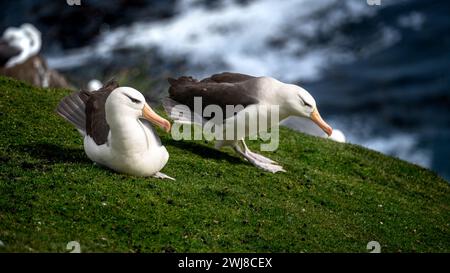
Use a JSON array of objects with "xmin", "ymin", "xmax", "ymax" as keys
[
  {"xmin": 163, "ymin": 72, "xmax": 334, "ymax": 173},
  {"xmin": 57, "ymin": 81, "xmax": 174, "ymax": 179}
]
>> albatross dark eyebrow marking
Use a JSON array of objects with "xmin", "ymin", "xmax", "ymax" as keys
[
  {"xmin": 123, "ymin": 93, "xmax": 142, "ymax": 104},
  {"xmin": 299, "ymin": 97, "xmax": 312, "ymax": 108},
  {"xmin": 303, "ymin": 100, "xmax": 312, "ymax": 107},
  {"xmin": 297, "ymin": 94, "xmax": 312, "ymax": 108}
]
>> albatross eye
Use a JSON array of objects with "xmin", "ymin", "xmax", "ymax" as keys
[
  {"xmin": 298, "ymin": 94, "xmax": 313, "ymax": 108},
  {"xmin": 124, "ymin": 94, "xmax": 142, "ymax": 104},
  {"xmin": 301, "ymin": 99, "xmax": 312, "ymax": 108}
]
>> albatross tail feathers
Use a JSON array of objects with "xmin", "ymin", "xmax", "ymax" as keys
[
  {"xmin": 162, "ymin": 97, "xmax": 206, "ymax": 127},
  {"xmin": 56, "ymin": 91, "xmax": 87, "ymax": 135}
]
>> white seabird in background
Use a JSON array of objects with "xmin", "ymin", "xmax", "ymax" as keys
[
  {"xmin": 87, "ymin": 79, "xmax": 103, "ymax": 91},
  {"xmin": 0, "ymin": 23, "xmax": 41, "ymax": 68},
  {"xmin": 282, "ymin": 116, "xmax": 346, "ymax": 143},
  {"xmin": 57, "ymin": 81, "xmax": 174, "ymax": 179}
]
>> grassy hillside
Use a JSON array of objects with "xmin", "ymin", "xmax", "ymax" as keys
[{"xmin": 0, "ymin": 76, "xmax": 448, "ymax": 253}]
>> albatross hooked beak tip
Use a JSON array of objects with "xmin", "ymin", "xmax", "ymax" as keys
[
  {"xmin": 310, "ymin": 108, "xmax": 333, "ymax": 136},
  {"xmin": 142, "ymin": 103, "xmax": 171, "ymax": 133}
]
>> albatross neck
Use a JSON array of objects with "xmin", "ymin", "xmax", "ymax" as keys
[{"xmin": 108, "ymin": 115, "xmax": 156, "ymax": 154}]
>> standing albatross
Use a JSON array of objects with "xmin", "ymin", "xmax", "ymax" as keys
[
  {"xmin": 57, "ymin": 81, "xmax": 174, "ymax": 179},
  {"xmin": 164, "ymin": 72, "xmax": 333, "ymax": 173}
]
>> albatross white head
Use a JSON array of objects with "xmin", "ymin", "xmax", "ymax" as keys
[
  {"xmin": 283, "ymin": 85, "xmax": 333, "ymax": 136},
  {"xmin": 21, "ymin": 23, "xmax": 42, "ymax": 56},
  {"xmin": 2, "ymin": 26, "xmax": 30, "ymax": 68},
  {"xmin": 105, "ymin": 87, "xmax": 171, "ymax": 133}
]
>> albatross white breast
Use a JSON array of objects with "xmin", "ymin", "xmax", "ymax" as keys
[
  {"xmin": 57, "ymin": 81, "xmax": 174, "ymax": 179},
  {"xmin": 163, "ymin": 72, "xmax": 334, "ymax": 173}
]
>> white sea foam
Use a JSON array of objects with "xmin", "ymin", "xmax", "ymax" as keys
[
  {"xmin": 47, "ymin": 0, "xmax": 382, "ymax": 81},
  {"xmin": 333, "ymin": 118, "xmax": 432, "ymax": 168},
  {"xmin": 360, "ymin": 134, "xmax": 431, "ymax": 168}
]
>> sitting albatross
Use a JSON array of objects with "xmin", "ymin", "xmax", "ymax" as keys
[
  {"xmin": 57, "ymin": 81, "xmax": 174, "ymax": 179},
  {"xmin": 164, "ymin": 72, "xmax": 333, "ymax": 173}
]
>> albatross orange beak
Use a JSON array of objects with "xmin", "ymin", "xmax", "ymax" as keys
[
  {"xmin": 310, "ymin": 108, "xmax": 333, "ymax": 136},
  {"xmin": 142, "ymin": 103, "xmax": 171, "ymax": 133}
]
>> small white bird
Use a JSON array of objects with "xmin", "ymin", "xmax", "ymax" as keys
[
  {"xmin": 329, "ymin": 129, "xmax": 346, "ymax": 143},
  {"xmin": 87, "ymin": 79, "xmax": 103, "ymax": 92},
  {"xmin": 57, "ymin": 81, "xmax": 174, "ymax": 179}
]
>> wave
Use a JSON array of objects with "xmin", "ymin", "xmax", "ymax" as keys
[{"xmin": 48, "ymin": 0, "xmax": 387, "ymax": 81}]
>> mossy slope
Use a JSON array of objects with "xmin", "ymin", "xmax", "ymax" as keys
[{"xmin": 0, "ymin": 76, "xmax": 448, "ymax": 253}]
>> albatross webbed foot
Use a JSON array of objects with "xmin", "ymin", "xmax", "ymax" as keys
[
  {"xmin": 233, "ymin": 141, "xmax": 286, "ymax": 173},
  {"xmin": 246, "ymin": 151, "xmax": 277, "ymax": 164},
  {"xmin": 238, "ymin": 139, "xmax": 279, "ymax": 164}
]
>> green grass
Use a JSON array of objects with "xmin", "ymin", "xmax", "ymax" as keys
[{"xmin": 0, "ymin": 76, "xmax": 449, "ymax": 253}]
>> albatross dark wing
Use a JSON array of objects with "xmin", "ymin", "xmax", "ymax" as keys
[
  {"xmin": 201, "ymin": 72, "xmax": 257, "ymax": 83},
  {"xmin": 56, "ymin": 81, "xmax": 119, "ymax": 146},
  {"xmin": 167, "ymin": 73, "xmax": 260, "ymax": 119},
  {"xmin": 0, "ymin": 39, "xmax": 21, "ymax": 66},
  {"xmin": 85, "ymin": 81, "xmax": 119, "ymax": 145}
]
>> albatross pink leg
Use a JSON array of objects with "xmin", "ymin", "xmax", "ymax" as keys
[
  {"xmin": 239, "ymin": 140, "xmax": 277, "ymax": 164},
  {"xmin": 233, "ymin": 141, "xmax": 285, "ymax": 173}
]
